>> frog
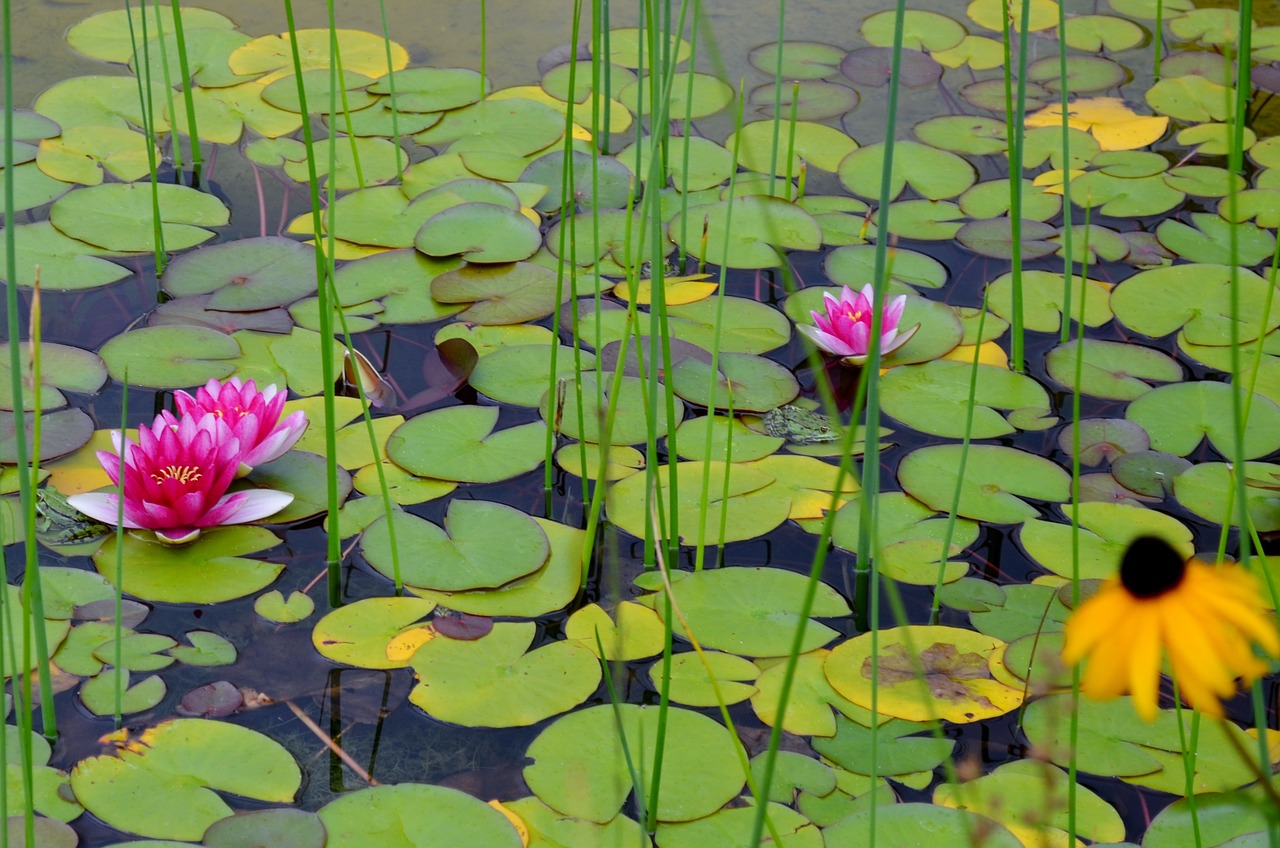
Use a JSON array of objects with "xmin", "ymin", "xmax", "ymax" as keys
[
  {"xmin": 35, "ymin": 489, "xmax": 112, "ymax": 545},
  {"xmin": 761, "ymin": 404, "xmax": 841, "ymax": 445}
]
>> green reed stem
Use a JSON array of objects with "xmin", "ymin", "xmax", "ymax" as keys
[
  {"xmin": 168, "ymin": 0, "xmax": 203, "ymax": 177},
  {"xmin": 123, "ymin": 0, "xmax": 167, "ymax": 270},
  {"xmin": 145, "ymin": 0, "xmax": 180, "ymax": 173},
  {"xmin": 283, "ymin": 0, "xmax": 343, "ymax": 607},
  {"xmin": 765, "ymin": 0, "xmax": 786, "ymax": 195},
  {"xmin": 1055, "ymin": 0, "xmax": 1074, "ymax": 345},
  {"xmin": 675, "ymin": 3, "xmax": 701, "ymax": 262},
  {"xmin": 1005, "ymin": 0, "xmax": 1032, "ymax": 372},
  {"xmin": 375, "ymin": 0, "xmax": 403, "ymax": 180},
  {"xmin": 1226, "ymin": 0, "xmax": 1253, "ymax": 558},
  {"xmin": 1, "ymin": 3, "xmax": 18, "ymax": 835},
  {"xmin": 596, "ymin": 631, "xmax": 650, "ymax": 827},
  {"xmin": 784, "ymin": 83, "xmax": 799, "ymax": 201},
  {"xmin": 113, "ymin": 378, "xmax": 129, "ymax": 727},
  {"xmin": 479, "ymin": 0, "xmax": 488, "ymax": 101},
  {"xmin": 1153, "ymin": 0, "xmax": 1164, "ymax": 80}
]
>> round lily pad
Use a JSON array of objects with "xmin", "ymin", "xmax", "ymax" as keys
[
  {"xmin": 312, "ymin": 596, "xmax": 437, "ymax": 669},
  {"xmin": 0, "ymin": 408, "xmax": 94, "ymax": 463},
  {"xmin": 1019, "ymin": 501, "xmax": 1195, "ymax": 579},
  {"xmin": 724, "ymin": 120, "xmax": 858, "ymax": 175},
  {"xmin": 898, "ymin": 444, "xmax": 1072, "ymax": 524},
  {"xmin": 318, "ymin": 784, "xmax": 521, "ymax": 848},
  {"xmin": 825, "ymin": 625, "xmax": 1025, "ymax": 723},
  {"xmin": 748, "ymin": 41, "xmax": 844, "ymax": 79},
  {"xmin": 361, "ymin": 500, "xmax": 548, "ymax": 591},
  {"xmin": 71, "ymin": 718, "xmax": 301, "ymax": 841},
  {"xmin": 639, "ymin": 566, "xmax": 850, "ymax": 657},
  {"xmin": 840, "ymin": 47, "xmax": 942, "ymax": 88},
  {"xmin": 408, "ymin": 621, "xmax": 599, "ymax": 727},
  {"xmin": 415, "ymin": 202, "xmax": 542, "ymax": 263},
  {"xmin": 669, "ymin": 196, "xmax": 822, "ymax": 269},
  {"xmin": 0, "ymin": 342, "xmax": 107, "ymax": 411},
  {"xmin": 50, "ymin": 183, "xmax": 229, "ymax": 253},
  {"xmin": 607, "ymin": 461, "xmax": 792, "ymax": 545},
  {"xmin": 1044, "ymin": 339, "xmax": 1182, "ymax": 400},
  {"xmin": 986, "ymin": 270, "xmax": 1113, "ymax": 332},
  {"xmin": 881, "ymin": 360, "xmax": 1053, "ymax": 438},
  {"xmin": 826, "ymin": 244, "xmax": 947, "ymax": 290},
  {"xmin": 1126, "ymin": 381, "xmax": 1280, "ymax": 459},
  {"xmin": 543, "ymin": 372, "xmax": 683, "ymax": 445},
  {"xmin": 100, "ymin": 326, "xmax": 239, "ymax": 388},
  {"xmin": 386, "ymin": 405, "xmax": 546, "ymax": 483},
  {"xmin": 93, "ymin": 526, "xmax": 284, "ymax": 604},
  {"xmin": 430, "ymin": 262, "xmax": 565, "ymax": 323},
  {"xmin": 524, "ymin": 703, "xmax": 743, "ymax": 824},
  {"xmin": 1175, "ymin": 461, "xmax": 1280, "ymax": 530},
  {"xmin": 825, "ymin": 803, "xmax": 1022, "ymax": 848},
  {"xmin": 669, "ymin": 352, "xmax": 800, "ymax": 413},
  {"xmin": 747, "ymin": 80, "xmax": 858, "ymax": 120},
  {"xmin": 838, "ymin": 140, "xmax": 977, "ymax": 201},
  {"xmin": 617, "ymin": 72, "xmax": 733, "ymax": 119},
  {"xmin": 0, "ymin": 221, "xmax": 131, "ymax": 291}
]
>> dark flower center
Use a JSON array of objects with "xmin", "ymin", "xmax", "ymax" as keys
[{"xmin": 1120, "ymin": 536, "xmax": 1188, "ymax": 599}]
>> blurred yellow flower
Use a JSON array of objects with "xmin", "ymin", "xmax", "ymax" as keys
[{"xmin": 1062, "ymin": 536, "xmax": 1279, "ymax": 721}]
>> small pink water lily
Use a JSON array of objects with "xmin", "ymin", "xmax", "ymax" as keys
[
  {"xmin": 66, "ymin": 412, "xmax": 294, "ymax": 545},
  {"xmin": 798, "ymin": 284, "xmax": 920, "ymax": 366},
  {"xmin": 174, "ymin": 377, "xmax": 308, "ymax": 475}
]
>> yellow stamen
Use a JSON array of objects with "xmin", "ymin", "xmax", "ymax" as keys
[{"xmin": 150, "ymin": 465, "xmax": 203, "ymax": 485}]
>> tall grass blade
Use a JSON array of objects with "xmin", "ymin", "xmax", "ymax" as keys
[{"xmin": 167, "ymin": 0, "xmax": 203, "ymax": 178}]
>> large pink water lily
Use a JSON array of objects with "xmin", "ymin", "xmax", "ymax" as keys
[
  {"xmin": 66, "ymin": 412, "xmax": 294, "ymax": 545},
  {"xmin": 797, "ymin": 284, "xmax": 920, "ymax": 366},
  {"xmin": 174, "ymin": 377, "xmax": 308, "ymax": 475}
]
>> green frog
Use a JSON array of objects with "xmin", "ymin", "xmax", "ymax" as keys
[
  {"xmin": 762, "ymin": 404, "xmax": 841, "ymax": 445},
  {"xmin": 35, "ymin": 489, "xmax": 112, "ymax": 545}
]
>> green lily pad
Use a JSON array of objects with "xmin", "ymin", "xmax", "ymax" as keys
[
  {"xmin": 361, "ymin": 500, "xmax": 548, "ymax": 591},
  {"xmin": 898, "ymin": 444, "xmax": 1071, "ymax": 524},
  {"xmin": 1026, "ymin": 55, "xmax": 1128, "ymax": 92},
  {"xmin": 565, "ymin": 601, "xmax": 664, "ymax": 661},
  {"xmin": 80, "ymin": 671, "xmax": 167, "ymax": 717},
  {"xmin": 408, "ymin": 621, "xmax": 599, "ymax": 727},
  {"xmin": 750, "ymin": 649, "xmax": 887, "ymax": 736},
  {"xmin": 1044, "ymin": 339, "xmax": 1182, "ymax": 400},
  {"xmin": 725, "ymin": 121, "xmax": 858, "ymax": 175},
  {"xmin": 168, "ymin": 631, "xmax": 236, "ymax": 667},
  {"xmin": 934, "ymin": 760, "xmax": 1124, "ymax": 845},
  {"xmin": 93, "ymin": 526, "xmax": 284, "ymax": 604},
  {"xmin": 1126, "ymin": 381, "xmax": 1280, "ymax": 459},
  {"xmin": 813, "ymin": 715, "xmax": 951, "ymax": 777},
  {"xmin": 415, "ymin": 203, "xmax": 542, "ymax": 263},
  {"xmin": 666, "ymin": 296, "xmax": 793, "ymax": 354},
  {"xmin": 881, "ymin": 360, "xmax": 1053, "ymax": 438},
  {"xmin": 1060, "ymin": 418, "xmax": 1151, "ymax": 465},
  {"xmin": 618, "ymin": 72, "xmax": 733, "ymax": 119},
  {"xmin": 386, "ymin": 406, "xmax": 546, "ymax": 484},
  {"xmin": 431, "ymin": 262, "xmax": 567, "ymax": 323},
  {"xmin": 170, "ymin": 83, "xmax": 303, "ymax": 143},
  {"xmin": 825, "ymin": 803, "xmax": 1022, "ymax": 848},
  {"xmin": 826, "ymin": 244, "xmax": 947, "ymax": 290},
  {"xmin": 544, "ymin": 372, "xmax": 682, "ymax": 444},
  {"xmin": 1144, "ymin": 786, "xmax": 1280, "ymax": 848},
  {"xmin": 1111, "ymin": 450, "xmax": 1193, "ymax": 498},
  {"xmin": 639, "ymin": 566, "xmax": 850, "ymax": 657},
  {"xmin": 0, "ymin": 408, "xmax": 95, "ymax": 463},
  {"xmin": 161, "ymin": 237, "xmax": 317, "ymax": 311},
  {"xmin": 0, "ymin": 162, "xmax": 73, "ymax": 216},
  {"xmin": 318, "ymin": 784, "xmax": 520, "ymax": 848},
  {"xmin": 657, "ymin": 803, "xmax": 822, "ymax": 848},
  {"xmin": 825, "ymin": 625, "xmax": 1025, "ymax": 723},
  {"xmin": 615, "ymin": 135, "xmax": 733, "ymax": 192},
  {"xmin": 862, "ymin": 9, "xmax": 966, "ymax": 51},
  {"xmin": 228, "ymin": 28, "xmax": 408, "ymax": 83},
  {"xmin": 669, "ymin": 196, "xmax": 822, "ymax": 268},
  {"xmin": 673, "ymin": 414, "xmax": 783, "ymax": 462},
  {"xmin": 986, "ymin": 270, "xmax": 1113, "ymax": 332},
  {"xmin": 330, "ymin": 249, "xmax": 464, "ymax": 324},
  {"xmin": 669, "ymin": 352, "xmax": 800, "ymax": 413},
  {"xmin": 1156, "ymin": 213, "xmax": 1275, "ymax": 266},
  {"xmin": 66, "ymin": 7, "xmax": 237, "ymax": 62},
  {"xmin": 524, "ymin": 703, "xmax": 743, "ymax": 824},
  {"xmin": 1175, "ymin": 462, "xmax": 1280, "ymax": 530},
  {"xmin": 507, "ymin": 797, "xmax": 646, "ymax": 848},
  {"xmin": 34, "ymin": 75, "xmax": 170, "ymax": 133},
  {"xmin": 470, "ymin": 345, "xmax": 595, "ymax": 407},
  {"xmin": 254, "ymin": 589, "xmax": 315, "ymax": 623},
  {"xmin": 100, "ymin": 326, "xmax": 239, "ymax": 389},
  {"xmin": 368, "ymin": 66, "xmax": 487, "ymax": 111},
  {"xmin": 416, "ymin": 98, "xmax": 564, "ymax": 156},
  {"xmin": 0, "ymin": 342, "xmax": 107, "ymax": 411},
  {"xmin": 312, "ymin": 596, "xmax": 437, "ymax": 669},
  {"xmin": 1146, "ymin": 75, "xmax": 1236, "ymax": 122},
  {"xmin": 50, "ymin": 183, "xmax": 229, "ymax": 253},
  {"xmin": 748, "ymin": 41, "xmax": 844, "ymax": 78},
  {"xmin": 36, "ymin": 126, "xmax": 158, "ymax": 185},
  {"xmin": 279, "ymin": 135, "xmax": 403, "ymax": 189},
  {"xmin": 203, "ymin": 809, "xmax": 326, "ymax": 848},
  {"xmin": 876, "ymin": 200, "xmax": 965, "ymax": 241},
  {"xmin": 913, "ymin": 116, "xmax": 1007, "ymax": 155},
  {"xmin": 1024, "ymin": 695, "xmax": 1270, "ymax": 794},
  {"xmin": 657, "ymin": 650, "xmax": 760, "ymax": 708},
  {"xmin": 71, "ymin": 718, "xmax": 300, "ymax": 841},
  {"xmin": 607, "ymin": 461, "xmax": 792, "ymax": 545},
  {"xmin": 1020, "ymin": 502, "xmax": 1195, "ymax": 580},
  {"xmin": 939, "ymin": 579, "xmax": 1071, "ymax": 641},
  {"xmin": 748, "ymin": 80, "xmax": 858, "ymax": 120},
  {"xmin": 824, "ymin": 491, "xmax": 979, "ymax": 585},
  {"xmin": 1021, "ymin": 125, "xmax": 1100, "ymax": 170},
  {"xmin": 1114, "ymin": 264, "xmax": 1280, "ymax": 344},
  {"xmin": 522, "ymin": 149, "xmax": 633, "ymax": 212},
  {"xmin": 838, "ymin": 141, "xmax": 977, "ymax": 201}
]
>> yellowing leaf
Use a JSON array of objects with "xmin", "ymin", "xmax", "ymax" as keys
[
  {"xmin": 489, "ymin": 801, "xmax": 530, "ymax": 846},
  {"xmin": 44, "ymin": 428, "xmax": 138, "ymax": 494},
  {"xmin": 385, "ymin": 625, "xmax": 436, "ymax": 663},
  {"xmin": 228, "ymin": 29, "xmax": 409, "ymax": 85},
  {"xmin": 487, "ymin": 85, "xmax": 632, "ymax": 135},
  {"xmin": 941, "ymin": 341, "xmax": 1009, "ymax": 369},
  {"xmin": 1026, "ymin": 97, "xmax": 1168, "ymax": 151},
  {"xmin": 612, "ymin": 274, "xmax": 717, "ymax": 305}
]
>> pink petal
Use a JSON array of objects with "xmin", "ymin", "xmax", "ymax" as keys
[
  {"xmin": 847, "ymin": 322, "xmax": 870, "ymax": 354},
  {"xmin": 883, "ymin": 294, "xmax": 907, "ymax": 330},
  {"xmin": 64, "ymin": 494, "xmax": 143, "ymax": 529},
  {"xmin": 798, "ymin": 324, "xmax": 856, "ymax": 357}
]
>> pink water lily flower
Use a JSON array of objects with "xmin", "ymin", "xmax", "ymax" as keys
[
  {"xmin": 798, "ymin": 284, "xmax": 920, "ymax": 366},
  {"xmin": 174, "ymin": 377, "xmax": 308, "ymax": 475},
  {"xmin": 66, "ymin": 412, "xmax": 294, "ymax": 545}
]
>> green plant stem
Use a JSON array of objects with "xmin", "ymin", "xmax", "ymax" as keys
[
  {"xmin": 168, "ymin": 0, "xmax": 203, "ymax": 177},
  {"xmin": 113, "ymin": 378, "xmax": 129, "ymax": 727}
]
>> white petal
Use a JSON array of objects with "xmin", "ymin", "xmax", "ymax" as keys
[
  {"xmin": 216, "ymin": 489, "xmax": 295, "ymax": 524},
  {"xmin": 64, "ymin": 494, "xmax": 143, "ymax": 529}
]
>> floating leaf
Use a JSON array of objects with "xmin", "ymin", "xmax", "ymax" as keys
[
  {"xmin": 1020, "ymin": 502, "xmax": 1194, "ymax": 580},
  {"xmin": 968, "ymin": 0, "xmax": 1061, "ymax": 30},
  {"xmin": 669, "ymin": 352, "xmax": 800, "ymax": 413},
  {"xmin": 1045, "ymin": 339, "xmax": 1182, "ymax": 400},
  {"xmin": 639, "ymin": 566, "xmax": 850, "ymax": 657},
  {"xmin": 93, "ymin": 526, "xmax": 283, "ymax": 604},
  {"xmin": 387, "ymin": 406, "xmax": 545, "ymax": 484},
  {"xmin": 254, "ymin": 590, "xmax": 315, "ymax": 624},
  {"xmin": 1127, "ymin": 382, "xmax": 1280, "ymax": 459},
  {"xmin": 1175, "ymin": 462, "xmax": 1280, "ymax": 531},
  {"xmin": 1112, "ymin": 264, "xmax": 1280, "ymax": 344},
  {"xmin": 747, "ymin": 41, "xmax": 844, "ymax": 78},
  {"xmin": 747, "ymin": 80, "xmax": 858, "ymax": 120},
  {"xmin": 669, "ymin": 196, "xmax": 822, "ymax": 268},
  {"xmin": 899, "ymin": 444, "xmax": 1071, "ymax": 524},
  {"xmin": 838, "ymin": 141, "xmax": 977, "ymax": 201},
  {"xmin": 724, "ymin": 121, "xmax": 857, "ymax": 175},
  {"xmin": 826, "ymin": 804, "xmax": 1022, "ymax": 848},
  {"xmin": 162, "ymin": 237, "xmax": 318, "ymax": 311},
  {"xmin": 415, "ymin": 203, "xmax": 542, "ymax": 263},
  {"xmin": 825, "ymin": 626, "xmax": 1025, "ymax": 723},
  {"xmin": 430, "ymin": 262, "xmax": 565, "ymax": 323},
  {"xmin": 36, "ymin": 126, "xmax": 158, "ymax": 185},
  {"xmin": 228, "ymin": 29, "xmax": 408, "ymax": 84},
  {"xmin": 100, "ymin": 326, "xmax": 239, "ymax": 389},
  {"xmin": 1026, "ymin": 97, "xmax": 1168, "ymax": 151},
  {"xmin": 34, "ymin": 75, "xmax": 170, "ymax": 133},
  {"xmin": 524, "ymin": 704, "xmax": 743, "ymax": 824},
  {"xmin": 0, "ymin": 342, "xmax": 107, "ymax": 411},
  {"xmin": 1156, "ymin": 213, "xmax": 1275, "ymax": 265},
  {"xmin": 408, "ymin": 621, "xmax": 599, "ymax": 727},
  {"xmin": 987, "ymin": 270, "xmax": 1113, "ymax": 332},
  {"xmin": 862, "ymin": 9, "xmax": 966, "ymax": 51},
  {"xmin": 880, "ymin": 360, "xmax": 1053, "ymax": 438},
  {"xmin": 361, "ymin": 501, "xmax": 548, "ymax": 591},
  {"xmin": 840, "ymin": 47, "xmax": 942, "ymax": 87},
  {"xmin": 0, "ymin": 409, "xmax": 94, "ymax": 463},
  {"xmin": 71, "ymin": 719, "xmax": 300, "ymax": 841},
  {"xmin": 50, "ymin": 183, "xmax": 229, "ymax": 253},
  {"xmin": 312, "ymin": 596, "xmax": 436, "ymax": 669}
]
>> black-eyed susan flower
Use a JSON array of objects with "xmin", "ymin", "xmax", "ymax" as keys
[{"xmin": 1062, "ymin": 536, "xmax": 1280, "ymax": 721}]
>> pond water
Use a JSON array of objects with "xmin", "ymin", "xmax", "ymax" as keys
[{"xmin": 3, "ymin": 0, "xmax": 1280, "ymax": 845}]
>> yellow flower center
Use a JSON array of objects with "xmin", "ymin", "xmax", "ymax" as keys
[
  {"xmin": 846, "ymin": 308, "xmax": 863, "ymax": 322},
  {"xmin": 150, "ymin": 465, "xmax": 203, "ymax": 485}
]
